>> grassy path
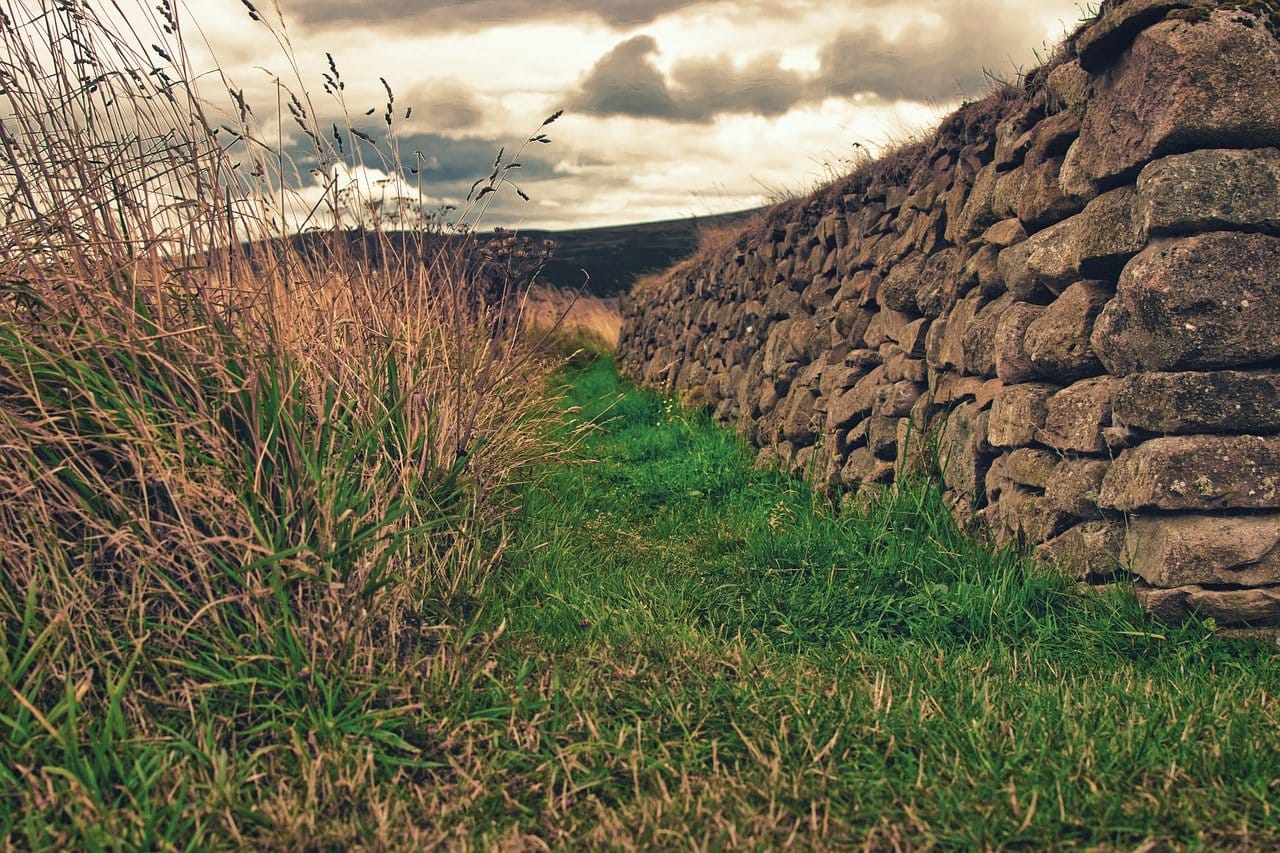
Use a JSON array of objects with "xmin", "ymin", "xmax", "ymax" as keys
[{"xmin": 469, "ymin": 357, "xmax": 1280, "ymax": 848}]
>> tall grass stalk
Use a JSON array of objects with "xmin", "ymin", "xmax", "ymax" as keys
[{"xmin": 0, "ymin": 0, "xmax": 559, "ymax": 843}]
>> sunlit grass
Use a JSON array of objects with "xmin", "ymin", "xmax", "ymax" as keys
[
  {"xmin": 518, "ymin": 282, "xmax": 623, "ymax": 355},
  {"xmin": 479, "ymin": 358, "xmax": 1280, "ymax": 848}
]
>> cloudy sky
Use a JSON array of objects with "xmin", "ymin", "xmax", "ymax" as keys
[{"xmin": 184, "ymin": 0, "xmax": 1088, "ymax": 231}]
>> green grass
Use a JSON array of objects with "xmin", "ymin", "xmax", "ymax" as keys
[{"xmin": 465, "ymin": 356, "xmax": 1280, "ymax": 848}]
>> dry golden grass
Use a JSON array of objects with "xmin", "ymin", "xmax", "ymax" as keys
[
  {"xmin": 0, "ymin": 0, "xmax": 567, "ymax": 844},
  {"xmin": 518, "ymin": 282, "xmax": 623, "ymax": 353},
  {"xmin": 646, "ymin": 212, "xmax": 769, "ymax": 294}
]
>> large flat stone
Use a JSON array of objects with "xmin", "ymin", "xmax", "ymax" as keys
[
  {"xmin": 1005, "ymin": 447, "xmax": 1060, "ymax": 489},
  {"xmin": 1045, "ymin": 459, "xmax": 1110, "ymax": 518},
  {"xmin": 873, "ymin": 380, "xmax": 922, "ymax": 419},
  {"xmin": 994, "ymin": 302, "xmax": 1043, "ymax": 384},
  {"xmin": 1024, "ymin": 111, "xmax": 1081, "ymax": 173},
  {"xmin": 1035, "ymin": 520, "xmax": 1128, "ymax": 581},
  {"xmin": 1075, "ymin": 186, "xmax": 1147, "ymax": 278},
  {"xmin": 1022, "ymin": 218, "xmax": 1080, "ymax": 293},
  {"xmin": 986, "ymin": 486, "xmax": 1074, "ymax": 546},
  {"xmin": 929, "ymin": 373, "xmax": 1002, "ymax": 408},
  {"xmin": 961, "ymin": 294, "xmax": 1014, "ymax": 379},
  {"xmin": 996, "ymin": 239, "xmax": 1046, "ymax": 302},
  {"xmin": 1099, "ymin": 435, "xmax": 1280, "ymax": 512},
  {"xmin": 994, "ymin": 167, "xmax": 1031, "ymax": 219},
  {"xmin": 1091, "ymin": 232, "xmax": 1280, "ymax": 375},
  {"xmin": 989, "ymin": 383, "xmax": 1059, "ymax": 448},
  {"xmin": 869, "ymin": 414, "xmax": 901, "ymax": 460},
  {"xmin": 979, "ymin": 218, "xmax": 1027, "ymax": 249},
  {"xmin": 915, "ymin": 248, "xmax": 965, "ymax": 319},
  {"xmin": 763, "ymin": 319, "xmax": 797, "ymax": 377},
  {"xmin": 1047, "ymin": 59, "xmax": 1092, "ymax": 115},
  {"xmin": 835, "ymin": 303, "xmax": 876, "ymax": 345},
  {"xmin": 780, "ymin": 388, "xmax": 821, "ymax": 445},
  {"xmin": 828, "ymin": 365, "xmax": 887, "ymax": 428},
  {"xmin": 927, "ymin": 290, "xmax": 983, "ymax": 373},
  {"xmin": 1057, "ymin": 140, "xmax": 1102, "ymax": 204},
  {"xmin": 1024, "ymin": 282, "xmax": 1110, "ymax": 383},
  {"xmin": 879, "ymin": 252, "xmax": 926, "ymax": 312},
  {"xmin": 1075, "ymin": 0, "xmax": 1198, "ymax": 72},
  {"xmin": 949, "ymin": 163, "xmax": 1000, "ymax": 244},
  {"xmin": 1113, "ymin": 370, "xmax": 1280, "ymax": 435},
  {"xmin": 1126, "ymin": 513, "xmax": 1280, "ymax": 587},
  {"xmin": 1023, "ymin": 188, "xmax": 1145, "ymax": 291},
  {"xmin": 1137, "ymin": 583, "xmax": 1280, "ymax": 627},
  {"xmin": 1138, "ymin": 148, "xmax": 1280, "ymax": 237},
  {"xmin": 1039, "ymin": 377, "xmax": 1117, "ymax": 455},
  {"xmin": 994, "ymin": 111, "xmax": 1036, "ymax": 171},
  {"xmin": 1074, "ymin": 12, "xmax": 1280, "ymax": 185},
  {"xmin": 939, "ymin": 402, "xmax": 993, "ymax": 513},
  {"xmin": 1015, "ymin": 157, "xmax": 1083, "ymax": 230}
]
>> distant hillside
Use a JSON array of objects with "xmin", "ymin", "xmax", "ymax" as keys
[
  {"xmin": 270, "ymin": 210, "xmax": 758, "ymax": 299},
  {"xmin": 494, "ymin": 211, "xmax": 757, "ymax": 297}
]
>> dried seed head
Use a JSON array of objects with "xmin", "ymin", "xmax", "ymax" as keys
[{"xmin": 156, "ymin": 0, "xmax": 176, "ymax": 31}]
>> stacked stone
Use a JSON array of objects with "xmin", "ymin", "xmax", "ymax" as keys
[{"xmin": 618, "ymin": 0, "xmax": 1280, "ymax": 626}]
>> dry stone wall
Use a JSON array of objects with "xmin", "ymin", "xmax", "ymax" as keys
[{"xmin": 618, "ymin": 0, "xmax": 1280, "ymax": 627}]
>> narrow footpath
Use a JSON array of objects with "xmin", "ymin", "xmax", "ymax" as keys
[{"xmin": 459, "ymin": 357, "xmax": 1280, "ymax": 847}]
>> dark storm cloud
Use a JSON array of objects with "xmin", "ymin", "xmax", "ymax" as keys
[
  {"xmin": 818, "ymin": 1, "xmax": 1057, "ymax": 101},
  {"xmin": 569, "ymin": 35, "xmax": 807, "ymax": 123},
  {"xmin": 569, "ymin": 0, "xmax": 1061, "ymax": 122},
  {"xmin": 294, "ymin": 0, "xmax": 707, "ymax": 31},
  {"xmin": 283, "ymin": 130, "xmax": 559, "ymax": 190},
  {"xmin": 570, "ymin": 36, "xmax": 681, "ymax": 119},
  {"xmin": 391, "ymin": 132, "xmax": 561, "ymax": 184},
  {"xmin": 672, "ymin": 54, "xmax": 807, "ymax": 118}
]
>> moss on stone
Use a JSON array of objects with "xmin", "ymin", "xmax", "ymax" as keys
[{"xmin": 1166, "ymin": 1, "xmax": 1280, "ymax": 41}]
